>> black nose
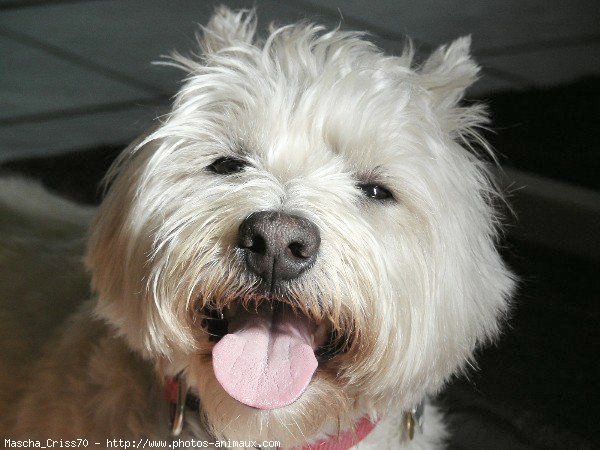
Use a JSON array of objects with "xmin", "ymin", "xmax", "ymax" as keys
[{"xmin": 237, "ymin": 211, "xmax": 320, "ymax": 286}]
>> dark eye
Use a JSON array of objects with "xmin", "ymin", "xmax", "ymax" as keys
[
  {"xmin": 207, "ymin": 157, "xmax": 247, "ymax": 175},
  {"xmin": 358, "ymin": 183, "xmax": 394, "ymax": 201}
]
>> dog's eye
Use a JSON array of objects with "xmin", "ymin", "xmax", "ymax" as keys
[
  {"xmin": 207, "ymin": 157, "xmax": 247, "ymax": 175},
  {"xmin": 358, "ymin": 183, "xmax": 394, "ymax": 201}
]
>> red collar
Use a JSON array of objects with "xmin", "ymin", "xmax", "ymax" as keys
[{"xmin": 292, "ymin": 416, "xmax": 378, "ymax": 450}]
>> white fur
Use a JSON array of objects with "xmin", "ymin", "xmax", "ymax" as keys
[{"xmin": 1, "ymin": 7, "xmax": 514, "ymax": 449}]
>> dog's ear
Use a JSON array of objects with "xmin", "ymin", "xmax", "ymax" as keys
[
  {"xmin": 200, "ymin": 6, "xmax": 257, "ymax": 54},
  {"xmin": 420, "ymin": 36, "xmax": 479, "ymax": 108},
  {"xmin": 419, "ymin": 36, "xmax": 486, "ymax": 135}
]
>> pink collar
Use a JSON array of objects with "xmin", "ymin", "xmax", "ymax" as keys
[{"xmin": 292, "ymin": 416, "xmax": 378, "ymax": 450}]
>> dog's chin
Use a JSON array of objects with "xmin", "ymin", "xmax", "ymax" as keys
[
  {"xmin": 182, "ymin": 293, "xmax": 360, "ymax": 445},
  {"xmin": 188, "ymin": 359, "xmax": 356, "ymax": 446}
]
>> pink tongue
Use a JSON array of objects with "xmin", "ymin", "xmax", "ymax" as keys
[{"xmin": 212, "ymin": 304, "xmax": 318, "ymax": 410}]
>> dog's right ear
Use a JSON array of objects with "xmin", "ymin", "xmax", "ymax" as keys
[
  {"xmin": 200, "ymin": 6, "xmax": 257, "ymax": 54},
  {"xmin": 417, "ymin": 37, "xmax": 488, "ymax": 137}
]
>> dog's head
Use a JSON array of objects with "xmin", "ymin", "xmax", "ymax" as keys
[{"xmin": 86, "ymin": 7, "xmax": 513, "ymax": 445}]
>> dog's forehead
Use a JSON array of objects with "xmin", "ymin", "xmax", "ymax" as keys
[
  {"xmin": 169, "ymin": 34, "xmax": 432, "ymax": 181},
  {"xmin": 235, "ymin": 121, "xmax": 382, "ymax": 183},
  {"xmin": 233, "ymin": 82, "xmax": 415, "ymax": 179}
]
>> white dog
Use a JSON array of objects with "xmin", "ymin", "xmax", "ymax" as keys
[{"xmin": 0, "ymin": 7, "xmax": 514, "ymax": 449}]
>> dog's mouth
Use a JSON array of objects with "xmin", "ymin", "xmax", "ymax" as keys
[{"xmin": 200, "ymin": 298, "xmax": 345, "ymax": 410}]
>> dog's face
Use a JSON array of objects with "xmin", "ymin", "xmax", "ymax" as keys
[{"xmin": 86, "ymin": 7, "xmax": 513, "ymax": 445}]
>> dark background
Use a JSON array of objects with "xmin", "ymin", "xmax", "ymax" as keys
[{"xmin": 1, "ymin": 1, "xmax": 599, "ymax": 448}]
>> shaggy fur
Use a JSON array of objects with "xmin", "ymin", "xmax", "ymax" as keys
[{"xmin": 1, "ymin": 7, "xmax": 514, "ymax": 449}]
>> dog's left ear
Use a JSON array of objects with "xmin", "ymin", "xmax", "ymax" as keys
[
  {"xmin": 420, "ymin": 37, "xmax": 481, "ymax": 129},
  {"xmin": 200, "ymin": 6, "xmax": 257, "ymax": 54}
]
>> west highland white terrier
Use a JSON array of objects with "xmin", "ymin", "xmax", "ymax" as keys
[{"xmin": 0, "ymin": 7, "xmax": 514, "ymax": 449}]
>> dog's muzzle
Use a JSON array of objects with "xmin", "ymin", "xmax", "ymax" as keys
[{"xmin": 237, "ymin": 211, "xmax": 320, "ymax": 286}]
